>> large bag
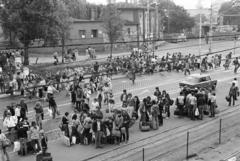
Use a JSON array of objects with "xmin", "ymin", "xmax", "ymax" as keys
[
  {"xmin": 48, "ymin": 108, "xmax": 53, "ymax": 117},
  {"xmin": 2, "ymin": 138, "xmax": 11, "ymax": 148},
  {"xmin": 174, "ymin": 109, "xmax": 180, "ymax": 116},
  {"xmin": 62, "ymin": 135, "xmax": 70, "ymax": 147},
  {"xmin": 112, "ymin": 129, "xmax": 121, "ymax": 137},
  {"xmin": 72, "ymin": 136, "xmax": 76, "ymax": 145},
  {"xmin": 13, "ymin": 141, "xmax": 21, "ymax": 152},
  {"xmin": 225, "ymin": 95, "xmax": 230, "ymax": 102},
  {"xmin": 195, "ymin": 108, "xmax": 200, "ymax": 116},
  {"xmin": 139, "ymin": 121, "xmax": 150, "ymax": 132}
]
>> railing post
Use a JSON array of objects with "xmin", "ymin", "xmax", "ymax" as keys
[
  {"xmin": 219, "ymin": 119, "xmax": 222, "ymax": 144},
  {"xmin": 186, "ymin": 131, "xmax": 189, "ymax": 160},
  {"xmin": 143, "ymin": 148, "xmax": 145, "ymax": 161}
]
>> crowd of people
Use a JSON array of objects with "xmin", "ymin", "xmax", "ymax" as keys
[
  {"xmin": 0, "ymin": 46, "xmax": 236, "ymax": 100},
  {"xmin": 0, "ymin": 46, "xmax": 238, "ymax": 161},
  {"xmin": 1, "ymin": 99, "xmax": 49, "ymax": 159}
]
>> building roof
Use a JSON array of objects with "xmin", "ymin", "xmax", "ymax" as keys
[
  {"xmin": 118, "ymin": 6, "xmax": 155, "ymax": 11},
  {"xmin": 70, "ymin": 17, "xmax": 102, "ymax": 23}
]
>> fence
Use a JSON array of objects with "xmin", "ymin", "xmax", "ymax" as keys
[{"xmin": 114, "ymin": 109, "xmax": 240, "ymax": 161}]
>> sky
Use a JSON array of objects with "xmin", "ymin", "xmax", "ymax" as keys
[{"xmin": 87, "ymin": 0, "xmax": 229, "ymax": 9}]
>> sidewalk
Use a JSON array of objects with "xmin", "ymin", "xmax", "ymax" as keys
[
  {"xmin": 188, "ymin": 135, "xmax": 240, "ymax": 161},
  {"xmin": 10, "ymin": 116, "xmax": 202, "ymax": 161}
]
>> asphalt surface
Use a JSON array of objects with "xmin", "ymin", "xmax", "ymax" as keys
[{"xmin": 3, "ymin": 39, "xmax": 240, "ymax": 161}]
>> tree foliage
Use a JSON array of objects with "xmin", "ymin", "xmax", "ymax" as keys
[
  {"xmin": 101, "ymin": 4, "xmax": 123, "ymax": 58},
  {"xmin": 219, "ymin": 1, "xmax": 240, "ymax": 25},
  {"xmin": 219, "ymin": 1, "xmax": 240, "ymax": 14},
  {"xmin": 0, "ymin": 0, "xmax": 70, "ymax": 65},
  {"xmin": 64, "ymin": 0, "xmax": 103, "ymax": 20},
  {"xmin": 139, "ymin": 0, "xmax": 195, "ymax": 33}
]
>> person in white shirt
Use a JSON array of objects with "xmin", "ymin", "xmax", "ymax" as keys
[
  {"xmin": 233, "ymin": 78, "xmax": 239, "ymax": 100},
  {"xmin": 232, "ymin": 78, "xmax": 239, "ymax": 88},
  {"xmin": 91, "ymin": 98, "xmax": 99, "ymax": 112},
  {"xmin": 15, "ymin": 105, "xmax": 21, "ymax": 121},
  {"xmin": 188, "ymin": 93, "xmax": 197, "ymax": 120},
  {"xmin": 47, "ymin": 84, "xmax": 58, "ymax": 99},
  {"xmin": 3, "ymin": 111, "xmax": 18, "ymax": 143},
  {"xmin": 210, "ymin": 92, "xmax": 217, "ymax": 117}
]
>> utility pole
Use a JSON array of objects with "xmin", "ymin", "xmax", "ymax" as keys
[
  {"xmin": 147, "ymin": 0, "xmax": 150, "ymax": 43},
  {"xmin": 137, "ymin": 23, "xmax": 140, "ymax": 49},
  {"xmin": 209, "ymin": 0, "xmax": 213, "ymax": 54},
  {"xmin": 198, "ymin": 0, "xmax": 202, "ymax": 56},
  {"xmin": 199, "ymin": 12, "xmax": 202, "ymax": 56}
]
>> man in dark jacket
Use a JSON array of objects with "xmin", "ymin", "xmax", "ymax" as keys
[
  {"xmin": 92, "ymin": 117, "xmax": 104, "ymax": 148},
  {"xmin": 196, "ymin": 89, "xmax": 206, "ymax": 120},
  {"xmin": 121, "ymin": 110, "xmax": 131, "ymax": 143},
  {"xmin": 120, "ymin": 90, "xmax": 128, "ymax": 107}
]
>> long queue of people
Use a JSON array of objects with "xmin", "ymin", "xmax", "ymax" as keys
[{"xmin": 1, "ymin": 47, "xmax": 236, "ymax": 104}]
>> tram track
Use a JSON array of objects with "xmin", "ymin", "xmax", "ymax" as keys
[{"xmin": 82, "ymin": 103, "xmax": 240, "ymax": 161}]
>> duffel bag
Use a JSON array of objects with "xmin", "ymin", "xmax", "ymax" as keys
[{"xmin": 139, "ymin": 121, "xmax": 150, "ymax": 132}]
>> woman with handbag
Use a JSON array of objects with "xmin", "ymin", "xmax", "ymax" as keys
[{"xmin": 0, "ymin": 130, "xmax": 10, "ymax": 161}]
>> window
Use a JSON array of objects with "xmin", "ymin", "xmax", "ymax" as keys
[
  {"xmin": 79, "ymin": 30, "xmax": 86, "ymax": 39},
  {"xmin": 91, "ymin": 30, "xmax": 98, "ymax": 38},
  {"xmin": 127, "ymin": 28, "xmax": 131, "ymax": 35}
]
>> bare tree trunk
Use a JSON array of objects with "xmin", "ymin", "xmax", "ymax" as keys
[
  {"xmin": 61, "ymin": 35, "xmax": 65, "ymax": 63},
  {"xmin": 110, "ymin": 42, "xmax": 113, "ymax": 60},
  {"xmin": 23, "ymin": 45, "xmax": 29, "ymax": 65}
]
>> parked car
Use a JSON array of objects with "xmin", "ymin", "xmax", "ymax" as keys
[{"xmin": 179, "ymin": 74, "xmax": 217, "ymax": 90}]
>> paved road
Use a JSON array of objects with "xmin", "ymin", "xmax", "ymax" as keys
[
  {"xmin": 3, "ymin": 39, "xmax": 240, "ymax": 161},
  {"xmin": 9, "ymin": 61, "xmax": 240, "ymax": 161}
]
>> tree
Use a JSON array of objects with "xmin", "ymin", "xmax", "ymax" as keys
[
  {"xmin": 64, "ymin": 0, "xmax": 87, "ymax": 19},
  {"xmin": 0, "ymin": 0, "xmax": 70, "ymax": 65},
  {"xmin": 101, "ymin": 4, "xmax": 123, "ymax": 59},
  {"xmin": 219, "ymin": 1, "xmax": 240, "ymax": 25},
  {"xmin": 140, "ymin": 0, "xmax": 195, "ymax": 33}
]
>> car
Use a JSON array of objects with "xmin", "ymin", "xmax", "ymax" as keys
[{"xmin": 179, "ymin": 74, "xmax": 217, "ymax": 90}]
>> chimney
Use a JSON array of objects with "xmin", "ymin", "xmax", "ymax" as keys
[{"xmin": 90, "ymin": 8, "xmax": 95, "ymax": 21}]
